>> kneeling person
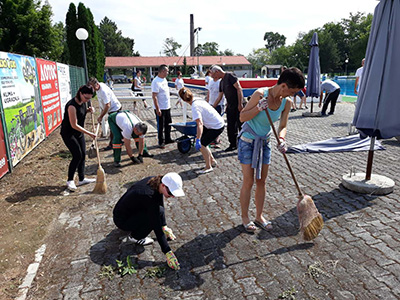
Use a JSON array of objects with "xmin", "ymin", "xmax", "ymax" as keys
[
  {"xmin": 113, "ymin": 173, "xmax": 185, "ymax": 270},
  {"xmin": 108, "ymin": 110, "xmax": 153, "ymax": 167}
]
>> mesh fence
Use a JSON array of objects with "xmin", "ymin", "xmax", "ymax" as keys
[{"xmin": 69, "ymin": 66, "xmax": 86, "ymax": 97}]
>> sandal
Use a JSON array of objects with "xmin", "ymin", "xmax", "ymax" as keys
[
  {"xmin": 254, "ymin": 219, "xmax": 273, "ymax": 231},
  {"xmin": 243, "ymin": 221, "xmax": 257, "ymax": 233}
]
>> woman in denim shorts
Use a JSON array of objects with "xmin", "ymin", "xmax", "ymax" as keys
[{"xmin": 238, "ymin": 68, "xmax": 305, "ymax": 232}]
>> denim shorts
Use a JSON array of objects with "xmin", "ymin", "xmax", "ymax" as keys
[{"xmin": 238, "ymin": 137, "xmax": 271, "ymax": 165}]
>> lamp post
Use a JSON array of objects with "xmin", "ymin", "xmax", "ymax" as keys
[
  {"xmin": 174, "ymin": 62, "xmax": 177, "ymax": 75},
  {"xmin": 345, "ymin": 57, "xmax": 349, "ymax": 76},
  {"xmin": 76, "ymin": 28, "xmax": 89, "ymax": 82},
  {"xmin": 194, "ymin": 27, "xmax": 202, "ymax": 75}
]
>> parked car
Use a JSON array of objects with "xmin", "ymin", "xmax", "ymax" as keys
[{"xmin": 111, "ymin": 74, "xmax": 128, "ymax": 83}]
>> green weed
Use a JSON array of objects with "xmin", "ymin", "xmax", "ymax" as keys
[
  {"xmin": 278, "ymin": 286, "xmax": 297, "ymax": 299},
  {"xmin": 145, "ymin": 265, "xmax": 167, "ymax": 278}
]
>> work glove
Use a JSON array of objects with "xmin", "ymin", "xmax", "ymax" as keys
[
  {"xmin": 277, "ymin": 137, "xmax": 287, "ymax": 154},
  {"xmin": 137, "ymin": 154, "xmax": 143, "ymax": 163},
  {"xmin": 162, "ymin": 226, "xmax": 176, "ymax": 240},
  {"xmin": 166, "ymin": 250, "xmax": 180, "ymax": 270},
  {"xmin": 257, "ymin": 98, "xmax": 268, "ymax": 111},
  {"xmin": 195, "ymin": 138, "xmax": 202, "ymax": 151},
  {"xmin": 130, "ymin": 156, "xmax": 140, "ymax": 164}
]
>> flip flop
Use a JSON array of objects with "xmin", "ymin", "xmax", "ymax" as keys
[
  {"xmin": 199, "ymin": 167, "xmax": 213, "ymax": 174},
  {"xmin": 254, "ymin": 219, "xmax": 273, "ymax": 231},
  {"xmin": 243, "ymin": 222, "xmax": 257, "ymax": 233}
]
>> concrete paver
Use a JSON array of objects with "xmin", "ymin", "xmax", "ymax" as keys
[{"xmin": 23, "ymin": 94, "xmax": 400, "ymax": 299}]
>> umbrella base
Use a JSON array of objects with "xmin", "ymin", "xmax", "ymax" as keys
[
  {"xmin": 342, "ymin": 172, "xmax": 395, "ymax": 195},
  {"xmin": 302, "ymin": 111, "xmax": 322, "ymax": 117}
]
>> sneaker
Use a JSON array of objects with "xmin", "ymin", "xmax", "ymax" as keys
[
  {"xmin": 123, "ymin": 235, "xmax": 154, "ymax": 246},
  {"xmin": 290, "ymin": 108, "xmax": 297, "ymax": 112},
  {"xmin": 165, "ymin": 139, "xmax": 175, "ymax": 144},
  {"xmin": 225, "ymin": 146, "xmax": 237, "ymax": 152},
  {"xmin": 328, "ymin": 112, "xmax": 334, "ymax": 115},
  {"xmin": 158, "ymin": 143, "xmax": 165, "ymax": 149},
  {"xmin": 66, "ymin": 180, "xmax": 77, "ymax": 191},
  {"xmin": 114, "ymin": 162, "xmax": 122, "ymax": 167},
  {"xmin": 142, "ymin": 151, "xmax": 154, "ymax": 158},
  {"xmin": 78, "ymin": 178, "xmax": 96, "ymax": 186},
  {"xmin": 102, "ymin": 145, "xmax": 112, "ymax": 151}
]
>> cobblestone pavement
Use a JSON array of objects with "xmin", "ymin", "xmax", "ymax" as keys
[{"xmin": 25, "ymin": 97, "xmax": 400, "ymax": 300}]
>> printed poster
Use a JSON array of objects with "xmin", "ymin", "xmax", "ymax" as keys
[
  {"xmin": 0, "ymin": 115, "xmax": 9, "ymax": 178},
  {"xmin": 56, "ymin": 62, "xmax": 72, "ymax": 117},
  {"xmin": 0, "ymin": 52, "xmax": 45, "ymax": 167},
  {"xmin": 36, "ymin": 58, "xmax": 62, "ymax": 136}
]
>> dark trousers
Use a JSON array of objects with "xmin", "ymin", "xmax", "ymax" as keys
[
  {"xmin": 154, "ymin": 109, "xmax": 172, "ymax": 145},
  {"xmin": 114, "ymin": 206, "xmax": 167, "ymax": 240},
  {"xmin": 226, "ymin": 107, "xmax": 242, "ymax": 148},
  {"xmin": 321, "ymin": 88, "xmax": 340, "ymax": 114},
  {"xmin": 62, "ymin": 134, "xmax": 86, "ymax": 181}
]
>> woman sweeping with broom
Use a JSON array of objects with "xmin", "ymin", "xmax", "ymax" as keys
[
  {"xmin": 238, "ymin": 68, "xmax": 322, "ymax": 240},
  {"xmin": 60, "ymin": 85, "xmax": 97, "ymax": 191}
]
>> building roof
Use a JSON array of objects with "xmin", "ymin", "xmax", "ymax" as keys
[{"xmin": 105, "ymin": 56, "xmax": 251, "ymax": 68}]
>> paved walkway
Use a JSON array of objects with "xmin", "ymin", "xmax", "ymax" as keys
[{"xmin": 24, "ymin": 97, "xmax": 400, "ymax": 300}]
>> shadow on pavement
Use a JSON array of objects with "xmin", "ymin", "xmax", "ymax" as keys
[
  {"xmin": 257, "ymin": 186, "xmax": 378, "ymax": 240},
  {"xmin": 5, "ymin": 185, "xmax": 66, "ymax": 203}
]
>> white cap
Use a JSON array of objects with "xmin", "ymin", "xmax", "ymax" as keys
[{"xmin": 161, "ymin": 172, "xmax": 185, "ymax": 197}]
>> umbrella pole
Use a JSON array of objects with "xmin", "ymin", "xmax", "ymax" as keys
[
  {"xmin": 310, "ymin": 98, "xmax": 314, "ymax": 113},
  {"xmin": 365, "ymin": 137, "xmax": 375, "ymax": 180}
]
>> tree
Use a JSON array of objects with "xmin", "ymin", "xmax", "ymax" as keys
[
  {"xmin": 163, "ymin": 37, "xmax": 181, "ymax": 56},
  {"xmin": 200, "ymin": 42, "xmax": 219, "ymax": 56},
  {"xmin": 246, "ymin": 48, "xmax": 270, "ymax": 73},
  {"xmin": 220, "ymin": 49, "xmax": 235, "ymax": 56},
  {"xmin": 263, "ymin": 32, "xmax": 286, "ymax": 52},
  {"xmin": 99, "ymin": 17, "xmax": 136, "ymax": 56},
  {"xmin": 66, "ymin": 3, "xmax": 105, "ymax": 80},
  {"xmin": 0, "ymin": 0, "xmax": 62, "ymax": 59},
  {"xmin": 182, "ymin": 56, "xmax": 188, "ymax": 75}
]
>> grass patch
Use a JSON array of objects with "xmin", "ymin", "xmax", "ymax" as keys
[{"xmin": 144, "ymin": 266, "xmax": 167, "ymax": 278}]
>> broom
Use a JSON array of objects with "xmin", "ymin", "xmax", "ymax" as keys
[
  {"xmin": 264, "ymin": 108, "xmax": 323, "ymax": 241},
  {"xmin": 91, "ymin": 113, "xmax": 107, "ymax": 194}
]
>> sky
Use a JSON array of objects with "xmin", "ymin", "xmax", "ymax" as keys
[{"xmin": 47, "ymin": 0, "xmax": 379, "ymax": 57}]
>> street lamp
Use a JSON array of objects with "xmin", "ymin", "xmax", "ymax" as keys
[
  {"xmin": 194, "ymin": 27, "xmax": 202, "ymax": 75},
  {"xmin": 174, "ymin": 62, "xmax": 177, "ymax": 75},
  {"xmin": 345, "ymin": 57, "xmax": 349, "ymax": 76},
  {"xmin": 76, "ymin": 28, "xmax": 89, "ymax": 82}
]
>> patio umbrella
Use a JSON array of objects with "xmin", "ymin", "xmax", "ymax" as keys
[
  {"xmin": 305, "ymin": 32, "xmax": 321, "ymax": 113},
  {"xmin": 353, "ymin": 0, "xmax": 400, "ymax": 179}
]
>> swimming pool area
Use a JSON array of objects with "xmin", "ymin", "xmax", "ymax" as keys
[{"xmin": 333, "ymin": 77, "xmax": 357, "ymax": 97}]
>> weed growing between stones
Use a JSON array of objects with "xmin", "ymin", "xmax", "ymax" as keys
[
  {"xmin": 278, "ymin": 286, "xmax": 297, "ymax": 299},
  {"xmin": 144, "ymin": 266, "xmax": 167, "ymax": 278},
  {"xmin": 306, "ymin": 261, "xmax": 328, "ymax": 279},
  {"xmin": 98, "ymin": 256, "xmax": 138, "ymax": 280}
]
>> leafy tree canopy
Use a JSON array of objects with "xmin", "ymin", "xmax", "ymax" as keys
[
  {"xmin": 99, "ymin": 17, "xmax": 136, "ymax": 56},
  {"xmin": 163, "ymin": 37, "xmax": 181, "ymax": 56}
]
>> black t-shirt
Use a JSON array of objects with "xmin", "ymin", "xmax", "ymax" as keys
[
  {"xmin": 60, "ymin": 98, "xmax": 87, "ymax": 137},
  {"xmin": 113, "ymin": 176, "xmax": 170, "ymax": 253},
  {"xmin": 219, "ymin": 72, "xmax": 238, "ymax": 109}
]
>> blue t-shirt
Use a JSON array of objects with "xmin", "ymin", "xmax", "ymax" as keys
[{"xmin": 243, "ymin": 89, "xmax": 287, "ymax": 139}]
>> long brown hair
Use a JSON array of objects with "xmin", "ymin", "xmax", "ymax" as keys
[
  {"xmin": 178, "ymin": 87, "xmax": 193, "ymax": 103},
  {"xmin": 147, "ymin": 175, "xmax": 162, "ymax": 190}
]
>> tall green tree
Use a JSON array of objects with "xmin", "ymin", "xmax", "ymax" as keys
[
  {"xmin": 66, "ymin": 2, "xmax": 105, "ymax": 80},
  {"xmin": 220, "ymin": 49, "xmax": 235, "ymax": 56},
  {"xmin": 163, "ymin": 37, "xmax": 181, "ymax": 56},
  {"xmin": 99, "ymin": 17, "xmax": 135, "ymax": 56},
  {"xmin": 263, "ymin": 32, "xmax": 286, "ymax": 52},
  {"xmin": 247, "ymin": 48, "xmax": 270, "ymax": 73},
  {"xmin": 0, "ymin": 0, "xmax": 62, "ymax": 59}
]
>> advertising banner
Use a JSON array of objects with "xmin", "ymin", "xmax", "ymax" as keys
[
  {"xmin": 0, "ymin": 52, "xmax": 45, "ymax": 167},
  {"xmin": 36, "ymin": 58, "xmax": 62, "ymax": 136},
  {"xmin": 0, "ymin": 115, "xmax": 9, "ymax": 178},
  {"xmin": 56, "ymin": 62, "xmax": 72, "ymax": 117}
]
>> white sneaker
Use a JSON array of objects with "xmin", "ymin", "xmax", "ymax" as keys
[
  {"xmin": 122, "ymin": 235, "xmax": 154, "ymax": 246},
  {"xmin": 66, "ymin": 180, "xmax": 77, "ymax": 191},
  {"xmin": 77, "ymin": 178, "xmax": 96, "ymax": 186}
]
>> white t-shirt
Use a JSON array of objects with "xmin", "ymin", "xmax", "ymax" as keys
[
  {"xmin": 208, "ymin": 78, "xmax": 225, "ymax": 106},
  {"xmin": 175, "ymin": 77, "xmax": 185, "ymax": 90},
  {"xmin": 151, "ymin": 76, "xmax": 170, "ymax": 109},
  {"xmin": 97, "ymin": 82, "xmax": 121, "ymax": 113},
  {"xmin": 355, "ymin": 66, "xmax": 364, "ymax": 93},
  {"xmin": 191, "ymin": 99, "xmax": 224, "ymax": 130},
  {"xmin": 205, "ymin": 76, "xmax": 212, "ymax": 89},
  {"xmin": 321, "ymin": 80, "xmax": 340, "ymax": 94},
  {"xmin": 134, "ymin": 77, "xmax": 142, "ymax": 90},
  {"xmin": 116, "ymin": 111, "xmax": 144, "ymax": 139}
]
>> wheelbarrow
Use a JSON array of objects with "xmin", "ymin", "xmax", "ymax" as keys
[{"xmin": 170, "ymin": 121, "xmax": 197, "ymax": 153}]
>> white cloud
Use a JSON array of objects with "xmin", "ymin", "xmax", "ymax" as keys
[{"xmin": 48, "ymin": 0, "xmax": 378, "ymax": 56}]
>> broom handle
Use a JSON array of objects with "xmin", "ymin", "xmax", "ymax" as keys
[
  {"xmin": 91, "ymin": 113, "xmax": 101, "ymax": 167},
  {"xmin": 264, "ymin": 108, "xmax": 303, "ymax": 196}
]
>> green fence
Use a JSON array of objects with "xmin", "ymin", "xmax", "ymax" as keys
[{"xmin": 69, "ymin": 66, "xmax": 86, "ymax": 97}]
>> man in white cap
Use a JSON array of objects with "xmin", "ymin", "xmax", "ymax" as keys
[{"xmin": 113, "ymin": 172, "xmax": 184, "ymax": 270}]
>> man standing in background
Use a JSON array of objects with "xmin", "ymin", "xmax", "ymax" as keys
[
  {"xmin": 354, "ymin": 58, "xmax": 365, "ymax": 95},
  {"xmin": 151, "ymin": 65, "xmax": 173, "ymax": 148},
  {"xmin": 210, "ymin": 65, "xmax": 243, "ymax": 152}
]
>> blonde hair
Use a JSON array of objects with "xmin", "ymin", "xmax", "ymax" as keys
[{"xmin": 178, "ymin": 87, "xmax": 193, "ymax": 102}]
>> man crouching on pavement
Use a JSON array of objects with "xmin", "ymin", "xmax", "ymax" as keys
[
  {"xmin": 113, "ymin": 172, "xmax": 184, "ymax": 270},
  {"xmin": 108, "ymin": 110, "xmax": 153, "ymax": 167}
]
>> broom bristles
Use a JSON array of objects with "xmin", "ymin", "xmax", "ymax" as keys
[
  {"xmin": 93, "ymin": 166, "xmax": 107, "ymax": 194},
  {"xmin": 297, "ymin": 195, "xmax": 324, "ymax": 241}
]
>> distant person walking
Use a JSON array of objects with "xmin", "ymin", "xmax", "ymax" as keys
[
  {"xmin": 88, "ymin": 77, "xmax": 122, "ymax": 150},
  {"xmin": 210, "ymin": 65, "xmax": 244, "ymax": 152},
  {"xmin": 319, "ymin": 79, "xmax": 341, "ymax": 116},
  {"xmin": 151, "ymin": 64, "xmax": 173, "ymax": 148},
  {"xmin": 354, "ymin": 58, "xmax": 365, "ymax": 95},
  {"xmin": 174, "ymin": 71, "xmax": 185, "ymax": 108},
  {"xmin": 132, "ymin": 70, "xmax": 149, "ymax": 109},
  {"xmin": 60, "ymin": 85, "xmax": 97, "ymax": 191}
]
